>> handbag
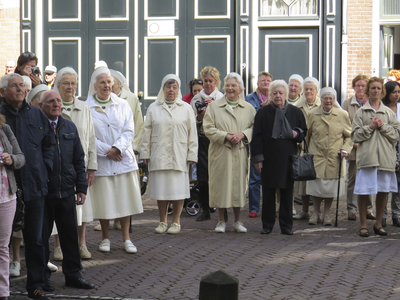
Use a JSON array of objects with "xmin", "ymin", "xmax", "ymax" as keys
[
  {"xmin": 12, "ymin": 188, "xmax": 25, "ymax": 232},
  {"xmin": 291, "ymin": 140, "xmax": 316, "ymax": 181}
]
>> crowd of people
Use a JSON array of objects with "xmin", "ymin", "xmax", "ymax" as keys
[{"xmin": 1, "ymin": 51, "xmax": 400, "ymax": 300}]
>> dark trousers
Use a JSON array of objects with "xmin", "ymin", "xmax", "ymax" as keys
[
  {"xmin": 43, "ymin": 195, "xmax": 82, "ymax": 281},
  {"xmin": 262, "ymin": 187, "xmax": 293, "ymax": 232},
  {"xmin": 198, "ymin": 181, "xmax": 209, "ymax": 210},
  {"xmin": 22, "ymin": 197, "xmax": 47, "ymax": 292}
]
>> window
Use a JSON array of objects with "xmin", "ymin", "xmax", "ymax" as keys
[{"xmin": 261, "ymin": 0, "xmax": 318, "ymax": 17}]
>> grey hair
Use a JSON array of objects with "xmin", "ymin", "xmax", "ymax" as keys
[
  {"xmin": 0, "ymin": 73, "xmax": 24, "ymax": 89},
  {"xmin": 269, "ymin": 80, "xmax": 289, "ymax": 97},
  {"xmin": 55, "ymin": 67, "xmax": 78, "ymax": 87},
  {"xmin": 224, "ymin": 72, "xmax": 244, "ymax": 92}
]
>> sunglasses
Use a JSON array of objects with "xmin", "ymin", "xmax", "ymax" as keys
[
  {"xmin": 192, "ymin": 80, "xmax": 203, "ymax": 85},
  {"xmin": 22, "ymin": 52, "xmax": 37, "ymax": 59}
]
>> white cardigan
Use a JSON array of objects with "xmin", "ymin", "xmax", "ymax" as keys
[{"xmin": 86, "ymin": 93, "xmax": 138, "ymax": 176}]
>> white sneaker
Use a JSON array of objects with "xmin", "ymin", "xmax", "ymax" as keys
[
  {"xmin": 293, "ymin": 211, "xmax": 310, "ymax": 220},
  {"xmin": 10, "ymin": 261, "xmax": 20, "ymax": 277},
  {"xmin": 292, "ymin": 208, "xmax": 297, "ymax": 215},
  {"xmin": 323, "ymin": 215, "xmax": 332, "ymax": 226},
  {"xmin": 123, "ymin": 240, "xmax": 137, "ymax": 253},
  {"xmin": 215, "ymin": 221, "xmax": 226, "ymax": 233},
  {"xmin": 53, "ymin": 246, "xmax": 63, "ymax": 261},
  {"xmin": 99, "ymin": 238, "xmax": 111, "ymax": 252},
  {"xmin": 79, "ymin": 245, "xmax": 92, "ymax": 259},
  {"xmin": 167, "ymin": 222, "xmax": 181, "ymax": 234},
  {"xmin": 47, "ymin": 261, "xmax": 58, "ymax": 272},
  {"xmin": 233, "ymin": 221, "xmax": 247, "ymax": 233},
  {"xmin": 94, "ymin": 223, "xmax": 102, "ymax": 231},
  {"xmin": 155, "ymin": 222, "xmax": 168, "ymax": 234}
]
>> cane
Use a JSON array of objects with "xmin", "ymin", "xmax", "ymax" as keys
[{"xmin": 335, "ymin": 153, "xmax": 343, "ymax": 227}]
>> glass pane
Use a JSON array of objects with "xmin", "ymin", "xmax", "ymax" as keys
[
  {"xmin": 261, "ymin": 0, "xmax": 288, "ymax": 16},
  {"xmin": 289, "ymin": 0, "xmax": 318, "ymax": 16},
  {"xmin": 261, "ymin": 0, "xmax": 318, "ymax": 17}
]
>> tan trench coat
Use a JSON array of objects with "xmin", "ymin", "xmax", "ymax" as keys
[
  {"xmin": 203, "ymin": 96, "xmax": 255, "ymax": 208},
  {"xmin": 306, "ymin": 106, "xmax": 353, "ymax": 179},
  {"xmin": 295, "ymin": 95, "xmax": 321, "ymax": 125}
]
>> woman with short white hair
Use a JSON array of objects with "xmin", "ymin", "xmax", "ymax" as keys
[{"xmin": 287, "ymin": 74, "xmax": 303, "ymax": 105}]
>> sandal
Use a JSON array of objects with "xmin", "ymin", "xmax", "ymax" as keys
[{"xmin": 359, "ymin": 227, "xmax": 370, "ymax": 237}]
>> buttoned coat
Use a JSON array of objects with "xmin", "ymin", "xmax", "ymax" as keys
[
  {"xmin": 203, "ymin": 96, "xmax": 255, "ymax": 208},
  {"xmin": 140, "ymin": 98, "xmax": 198, "ymax": 172},
  {"xmin": 306, "ymin": 106, "xmax": 353, "ymax": 179},
  {"xmin": 295, "ymin": 95, "xmax": 321, "ymax": 125}
]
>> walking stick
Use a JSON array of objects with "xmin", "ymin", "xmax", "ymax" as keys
[
  {"xmin": 335, "ymin": 153, "xmax": 343, "ymax": 227},
  {"xmin": 129, "ymin": 216, "xmax": 132, "ymax": 233}
]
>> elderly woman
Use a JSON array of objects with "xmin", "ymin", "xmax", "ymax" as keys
[
  {"xmin": 183, "ymin": 78, "xmax": 203, "ymax": 104},
  {"xmin": 382, "ymin": 81, "xmax": 400, "ymax": 227},
  {"xmin": 352, "ymin": 77, "xmax": 400, "ymax": 237},
  {"xmin": 251, "ymin": 80, "xmax": 307, "ymax": 235},
  {"xmin": 293, "ymin": 77, "xmax": 321, "ymax": 221},
  {"xmin": 306, "ymin": 88, "xmax": 353, "ymax": 225},
  {"xmin": 140, "ymin": 74, "xmax": 197, "ymax": 234},
  {"xmin": 203, "ymin": 72, "xmax": 255, "ymax": 233},
  {"xmin": 87, "ymin": 67, "xmax": 143, "ymax": 252},
  {"xmin": 288, "ymin": 74, "xmax": 303, "ymax": 105},
  {"xmin": 342, "ymin": 74, "xmax": 375, "ymax": 221},
  {"xmin": 52, "ymin": 67, "xmax": 97, "ymax": 259},
  {"xmin": 0, "ymin": 112, "xmax": 25, "ymax": 299},
  {"xmin": 190, "ymin": 66, "xmax": 224, "ymax": 222}
]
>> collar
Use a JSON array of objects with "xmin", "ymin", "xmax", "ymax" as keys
[
  {"xmin": 48, "ymin": 116, "xmax": 59, "ymax": 127},
  {"xmin": 87, "ymin": 93, "xmax": 119, "ymax": 108},
  {"xmin": 62, "ymin": 97, "xmax": 82, "ymax": 111},
  {"xmin": 361, "ymin": 100, "xmax": 387, "ymax": 113},
  {"xmin": 218, "ymin": 96, "xmax": 246, "ymax": 108},
  {"xmin": 314, "ymin": 105, "xmax": 339, "ymax": 116}
]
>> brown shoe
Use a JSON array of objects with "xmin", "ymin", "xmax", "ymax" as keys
[
  {"xmin": 348, "ymin": 212, "xmax": 357, "ymax": 221},
  {"xmin": 366, "ymin": 212, "xmax": 376, "ymax": 220}
]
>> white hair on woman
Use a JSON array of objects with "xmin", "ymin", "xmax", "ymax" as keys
[
  {"xmin": 87, "ymin": 67, "xmax": 114, "ymax": 96},
  {"xmin": 156, "ymin": 74, "xmax": 182, "ymax": 102},
  {"xmin": 53, "ymin": 67, "xmax": 78, "ymax": 94},
  {"xmin": 303, "ymin": 77, "xmax": 320, "ymax": 91},
  {"xmin": 0, "ymin": 73, "xmax": 23, "ymax": 89},
  {"xmin": 27, "ymin": 84, "xmax": 47, "ymax": 104},
  {"xmin": 224, "ymin": 72, "xmax": 245, "ymax": 101},
  {"xmin": 320, "ymin": 87, "xmax": 341, "ymax": 108},
  {"xmin": 269, "ymin": 80, "xmax": 289, "ymax": 98},
  {"xmin": 289, "ymin": 74, "xmax": 304, "ymax": 88}
]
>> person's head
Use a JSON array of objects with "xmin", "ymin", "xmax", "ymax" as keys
[
  {"xmin": 88, "ymin": 67, "xmax": 113, "ymax": 100},
  {"xmin": 320, "ymin": 87, "xmax": 337, "ymax": 112},
  {"xmin": 110, "ymin": 69, "xmax": 128, "ymax": 95},
  {"xmin": 44, "ymin": 65, "xmax": 58, "ymax": 85},
  {"xmin": 288, "ymin": 74, "xmax": 303, "ymax": 100},
  {"xmin": 200, "ymin": 66, "xmax": 221, "ymax": 95},
  {"xmin": 157, "ymin": 74, "xmax": 182, "ymax": 102},
  {"xmin": 94, "ymin": 60, "xmax": 108, "ymax": 70},
  {"xmin": 303, "ymin": 77, "xmax": 319, "ymax": 103},
  {"xmin": 54, "ymin": 67, "xmax": 78, "ymax": 101},
  {"xmin": 269, "ymin": 80, "xmax": 288, "ymax": 108},
  {"xmin": 188, "ymin": 78, "xmax": 203, "ymax": 97},
  {"xmin": 15, "ymin": 52, "xmax": 38, "ymax": 76},
  {"xmin": 382, "ymin": 81, "xmax": 400, "ymax": 106},
  {"xmin": 257, "ymin": 71, "xmax": 273, "ymax": 93},
  {"xmin": 351, "ymin": 74, "xmax": 369, "ymax": 98},
  {"xmin": 21, "ymin": 76, "xmax": 32, "ymax": 95},
  {"xmin": 224, "ymin": 73, "xmax": 244, "ymax": 101},
  {"xmin": 0, "ymin": 74, "xmax": 26, "ymax": 108},
  {"xmin": 365, "ymin": 77, "xmax": 386, "ymax": 100},
  {"xmin": 5, "ymin": 60, "xmax": 16, "ymax": 74},
  {"xmin": 39, "ymin": 90, "xmax": 62, "ymax": 120},
  {"xmin": 27, "ymin": 84, "xmax": 48, "ymax": 107}
]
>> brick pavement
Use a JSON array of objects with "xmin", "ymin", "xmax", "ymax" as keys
[{"xmin": 9, "ymin": 195, "xmax": 400, "ymax": 300}]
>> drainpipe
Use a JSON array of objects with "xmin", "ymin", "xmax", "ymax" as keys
[{"xmin": 341, "ymin": 0, "xmax": 348, "ymax": 103}]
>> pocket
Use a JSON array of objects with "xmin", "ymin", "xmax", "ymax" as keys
[{"xmin": 27, "ymin": 123, "xmax": 44, "ymax": 147}]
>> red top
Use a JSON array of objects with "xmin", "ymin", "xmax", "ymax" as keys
[{"xmin": 183, "ymin": 93, "xmax": 193, "ymax": 104}]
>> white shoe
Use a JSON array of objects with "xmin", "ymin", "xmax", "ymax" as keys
[
  {"xmin": 215, "ymin": 221, "xmax": 226, "ymax": 233},
  {"xmin": 293, "ymin": 211, "xmax": 310, "ymax": 220},
  {"xmin": 113, "ymin": 220, "xmax": 122, "ymax": 231},
  {"xmin": 99, "ymin": 238, "xmax": 111, "ymax": 252},
  {"xmin": 292, "ymin": 208, "xmax": 297, "ymax": 215},
  {"xmin": 155, "ymin": 222, "xmax": 168, "ymax": 234},
  {"xmin": 123, "ymin": 240, "xmax": 137, "ymax": 253},
  {"xmin": 79, "ymin": 245, "xmax": 92, "ymax": 259},
  {"xmin": 47, "ymin": 261, "xmax": 58, "ymax": 272},
  {"xmin": 53, "ymin": 246, "xmax": 63, "ymax": 261},
  {"xmin": 233, "ymin": 221, "xmax": 247, "ymax": 233},
  {"xmin": 94, "ymin": 223, "xmax": 102, "ymax": 231},
  {"xmin": 10, "ymin": 261, "xmax": 21, "ymax": 277},
  {"xmin": 167, "ymin": 222, "xmax": 181, "ymax": 234},
  {"xmin": 323, "ymin": 215, "xmax": 332, "ymax": 226}
]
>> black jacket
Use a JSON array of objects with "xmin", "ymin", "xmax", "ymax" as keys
[
  {"xmin": 1, "ymin": 100, "xmax": 55, "ymax": 201},
  {"xmin": 47, "ymin": 115, "xmax": 87, "ymax": 199}
]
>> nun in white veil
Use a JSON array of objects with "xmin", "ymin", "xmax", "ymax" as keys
[
  {"xmin": 140, "ymin": 74, "xmax": 198, "ymax": 235},
  {"xmin": 86, "ymin": 67, "xmax": 143, "ymax": 253}
]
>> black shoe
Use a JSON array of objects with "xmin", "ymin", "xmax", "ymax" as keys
[
  {"xmin": 281, "ymin": 230, "xmax": 293, "ymax": 235},
  {"xmin": 43, "ymin": 281, "xmax": 55, "ymax": 292},
  {"xmin": 382, "ymin": 218, "xmax": 387, "ymax": 228},
  {"xmin": 224, "ymin": 209, "xmax": 228, "ymax": 223},
  {"xmin": 359, "ymin": 228, "xmax": 370, "ymax": 237},
  {"xmin": 294, "ymin": 197, "xmax": 302, "ymax": 205},
  {"xmin": 28, "ymin": 289, "xmax": 49, "ymax": 300},
  {"xmin": 196, "ymin": 210, "xmax": 210, "ymax": 221},
  {"xmin": 261, "ymin": 229, "xmax": 271, "ymax": 234},
  {"xmin": 373, "ymin": 225, "xmax": 388, "ymax": 236},
  {"xmin": 393, "ymin": 217, "xmax": 400, "ymax": 227},
  {"xmin": 65, "ymin": 277, "xmax": 95, "ymax": 289}
]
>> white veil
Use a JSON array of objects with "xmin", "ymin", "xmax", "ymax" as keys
[
  {"xmin": 320, "ymin": 87, "xmax": 341, "ymax": 108},
  {"xmin": 53, "ymin": 67, "xmax": 78, "ymax": 97},
  {"xmin": 156, "ymin": 74, "xmax": 182, "ymax": 102},
  {"xmin": 110, "ymin": 69, "xmax": 130, "ymax": 92},
  {"xmin": 87, "ymin": 67, "xmax": 112, "ymax": 97}
]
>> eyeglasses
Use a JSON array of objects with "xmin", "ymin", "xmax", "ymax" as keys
[
  {"xmin": 61, "ymin": 82, "xmax": 77, "ymax": 87},
  {"xmin": 192, "ymin": 80, "xmax": 203, "ymax": 85}
]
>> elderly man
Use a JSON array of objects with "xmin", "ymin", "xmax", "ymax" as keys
[
  {"xmin": 0, "ymin": 73, "xmax": 54, "ymax": 300},
  {"xmin": 5, "ymin": 60, "xmax": 16, "ymax": 75},
  {"xmin": 44, "ymin": 65, "xmax": 57, "ymax": 90},
  {"xmin": 39, "ymin": 90, "xmax": 94, "ymax": 291},
  {"xmin": 245, "ymin": 71, "xmax": 273, "ymax": 217}
]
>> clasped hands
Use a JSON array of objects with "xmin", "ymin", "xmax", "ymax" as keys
[
  {"xmin": 369, "ymin": 117, "xmax": 384, "ymax": 130},
  {"xmin": 105, "ymin": 147, "xmax": 123, "ymax": 161},
  {"xmin": 226, "ymin": 132, "xmax": 245, "ymax": 145}
]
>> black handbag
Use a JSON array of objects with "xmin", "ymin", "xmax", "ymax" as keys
[
  {"xmin": 12, "ymin": 188, "xmax": 25, "ymax": 232},
  {"xmin": 291, "ymin": 141, "xmax": 316, "ymax": 181}
]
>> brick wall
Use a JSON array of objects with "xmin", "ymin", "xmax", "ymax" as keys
[
  {"xmin": 0, "ymin": 2, "xmax": 20, "ymax": 76},
  {"xmin": 346, "ymin": 0, "xmax": 373, "ymax": 97}
]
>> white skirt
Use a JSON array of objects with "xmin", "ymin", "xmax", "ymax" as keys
[
  {"xmin": 354, "ymin": 167, "xmax": 398, "ymax": 195},
  {"xmin": 76, "ymin": 188, "xmax": 93, "ymax": 225},
  {"xmin": 306, "ymin": 178, "xmax": 346, "ymax": 198},
  {"xmin": 90, "ymin": 171, "xmax": 143, "ymax": 219},
  {"xmin": 149, "ymin": 170, "xmax": 190, "ymax": 200}
]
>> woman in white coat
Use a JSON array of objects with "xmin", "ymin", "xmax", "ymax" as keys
[
  {"xmin": 140, "ymin": 74, "xmax": 198, "ymax": 235},
  {"xmin": 86, "ymin": 67, "xmax": 143, "ymax": 253}
]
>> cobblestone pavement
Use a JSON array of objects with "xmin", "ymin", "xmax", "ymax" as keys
[{"xmin": 9, "ymin": 195, "xmax": 400, "ymax": 300}]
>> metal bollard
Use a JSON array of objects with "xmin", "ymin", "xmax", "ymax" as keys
[{"xmin": 199, "ymin": 270, "xmax": 239, "ymax": 300}]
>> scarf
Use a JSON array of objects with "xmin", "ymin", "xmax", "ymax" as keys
[
  {"xmin": 271, "ymin": 101, "xmax": 293, "ymax": 139},
  {"xmin": 199, "ymin": 88, "xmax": 220, "ymax": 101},
  {"xmin": 256, "ymin": 88, "xmax": 270, "ymax": 105}
]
